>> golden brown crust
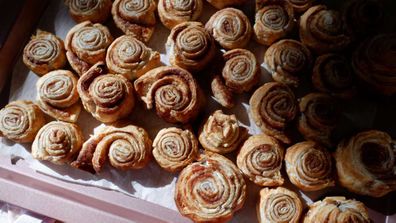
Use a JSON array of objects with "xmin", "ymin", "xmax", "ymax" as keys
[
  {"xmin": 0, "ymin": 101, "xmax": 46, "ymax": 143},
  {"xmin": 77, "ymin": 62, "xmax": 135, "ymax": 123},
  {"xmin": 335, "ymin": 130, "xmax": 396, "ymax": 197},
  {"xmin": 257, "ymin": 187, "xmax": 303, "ymax": 223},
  {"xmin": 72, "ymin": 124, "xmax": 152, "ymax": 172},
  {"xmin": 264, "ymin": 39, "xmax": 312, "ymax": 87},
  {"xmin": 23, "ymin": 30, "xmax": 66, "ymax": 76},
  {"xmin": 237, "ymin": 134, "xmax": 284, "ymax": 187},
  {"xmin": 205, "ymin": 8, "xmax": 252, "ymax": 50},
  {"xmin": 297, "ymin": 93, "xmax": 339, "ymax": 147},
  {"xmin": 65, "ymin": 21, "xmax": 113, "ymax": 76},
  {"xmin": 158, "ymin": 0, "xmax": 203, "ymax": 29},
  {"xmin": 152, "ymin": 127, "xmax": 198, "ymax": 172},
  {"xmin": 32, "ymin": 121, "xmax": 83, "ymax": 165},
  {"xmin": 249, "ymin": 82, "xmax": 297, "ymax": 144},
  {"xmin": 286, "ymin": 0, "xmax": 315, "ymax": 13},
  {"xmin": 304, "ymin": 196, "xmax": 370, "ymax": 223},
  {"xmin": 65, "ymin": 0, "xmax": 112, "ymax": 23},
  {"xmin": 199, "ymin": 110, "xmax": 248, "ymax": 154},
  {"xmin": 300, "ymin": 5, "xmax": 351, "ymax": 54},
  {"xmin": 134, "ymin": 66, "xmax": 203, "ymax": 124},
  {"xmin": 211, "ymin": 75, "xmax": 235, "ymax": 109},
  {"xmin": 112, "ymin": 0, "xmax": 156, "ymax": 42},
  {"xmin": 166, "ymin": 22, "xmax": 216, "ymax": 72},
  {"xmin": 175, "ymin": 152, "xmax": 246, "ymax": 223},
  {"xmin": 254, "ymin": 2, "xmax": 295, "ymax": 46},
  {"xmin": 106, "ymin": 35, "xmax": 161, "ymax": 80},
  {"xmin": 352, "ymin": 34, "xmax": 396, "ymax": 95},
  {"xmin": 36, "ymin": 70, "xmax": 81, "ymax": 123},
  {"xmin": 312, "ymin": 54, "xmax": 356, "ymax": 98},
  {"xmin": 285, "ymin": 141, "xmax": 335, "ymax": 191},
  {"xmin": 207, "ymin": 0, "xmax": 247, "ymax": 9}
]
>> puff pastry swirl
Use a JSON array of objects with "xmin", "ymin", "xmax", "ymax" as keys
[
  {"xmin": 72, "ymin": 124, "xmax": 152, "ymax": 172},
  {"xmin": 23, "ymin": 30, "xmax": 66, "ymax": 76},
  {"xmin": 257, "ymin": 187, "xmax": 303, "ymax": 223},
  {"xmin": 65, "ymin": 0, "xmax": 112, "ymax": 23},
  {"xmin": 0, "ymin": 101, "xmax": 45, "ymax": 143},
  {"xmin": 32, "ymin": 121, "xmax": 83, "ymax": 165},
  {"xmin": 285, "ymin": 141, "xmax": 335, "ymax": 191},
  {"xmin": 77, "ymin": 62, "xmax": 135, "ymax": 123},
  {"xmin": 36, "ymin": 70, "xmax": 81, "ymax": 123},
  {"xmin": 250, "ymin": 82, "xmax": 297, "ymax": 144},
  {"xmin": 158, "ymin": 0, "xmax": 203, "ymax": 29},
  {"xmin": 237, "ymin": 134, "xmax": 284, "ymax": 187},
  {"xmin": 134, "ymin": 66, "xmax": 203, "ymax": 124},
  {"xmin": 335, "ymin": 130, "xmax": 396, "ymax": 197},
  {"xmin": 175, "ymin": 152, "xmax": 246, "ymax": 223},
  {"xmin": 65, "ymin": 21, "xmax": 113, "ymax": 75},
  {"xmin": 199, "ymin": 110, "xmax": 248, "ymax": 154},
  {"xmin": 304, "ymin": 196, "xmax": 370, "ymax": 223},
  {"xmin": 106, "ymin": 35, "xmax": 161, "ymax": 80},
  {"xmin": 152, "ymin": 127, "xmax": 198, "ymax": 172},
  {"xmin": 205, "ymin": 8, "xmax": 252, "ymax": 50}
]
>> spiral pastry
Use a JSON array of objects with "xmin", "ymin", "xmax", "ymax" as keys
[
  {"xmin": 36, "ymin": 70, "xmax": 81, "ymax": 123},
  {"xmin": 257, "ymin": 187, "xmax": 303, "ymax": 223},
  {"xmin": 199, "ymin": 110, "xmax": 248, "ymax": 154},
  {"xmin": 206, "ymin": 0, "xmax": 247, "ymax": 9},
  {"xmin": 304, "ymin": 197, "xmax": 370, "ymax": 223},
  {"xmin": 152, "ymin": 127, "xmax": 198, "ymax": 172},
  {"xmin": 23, "ymin": 30, "xmax": 66, "ymax": 76},
  {"xmin": 335, "ymin": 130, "xmax": 396, "ymax": 197},
  {"xmin": 298, "ymin": 93, "xmax": 339, "ymax": 147},
  {"xmin": 286, "ymin": 0, "xmax": 315, "ymax": 13},
  {"xmin": 264, "ymin": 39, "xmax": 312, "ymax": 87},
  {"xmin": 158, "ymin": 0, "xmax": 203, "ymax": 29},
  {"xmin": 106, "ymin": 35, "xmax": 161, "ymax": 80},
  {"xmin": 250, "ymin": 82, "xmax": 297, "ymax": 144},
  {"xmin": 112, "ymin": 0, "xmax": 156, "ymax": 42},
  {"xmin": 211, "ymin": 75, "xmax": 234, "ymax": 109},
  {"xmin": 72, "ymin": 124, "xmax": 152, "ymax": 172},
  {"xmin": 205, "ymin": 8, "xmax": 252, "ymax": 50},
  {"xmin": 32, "ymin": 121, "xmax": 83, "ymax": 165},
  {"xmin": 166, "ymin": 22, "xmax": 216, "ymax": 72},
  {"xmin": 352, "ymin": 34, "xmax": 396, "ymax": 95},
  {"xmin": 312, "ymin": 54, "xmax": 356, "ymax": 98},
  {"xmin": 343, "ymin": 0, "xmax": 383, "ymax": 38},
  {"xmin": 65, "ymin": 21, "xmax": 113, "ymax": 76},
  {"xmin": 236, "ymin": 134, "xmax": 284, "ymax": 187},
  {"xmin": 77, "ymin": 62, "xmax": 135, "ymax": 123},
  {"xmin": 222, "ymin": 49, "xmax": 260, "ymax": 93},
  {"xmin": 65, "ymin": 0, "xmax": 112, "ymax": 23},
  {"xmin": 175, "ymin": 152, "xmax": 246, "ymax": 223},
  {"xmin": 134, "ymin": 66, "xmax": 203, "ymax": 124},
  {"xmin": 285, "ymin": 141, "xmax": 335, "ymax": 191},
  {"xmin": 300, "ymin": 5, "xmax": 351, "ymax": 54},
  {"xmin": 0, "ymin": 101, "xmax": 45, "ymax": 143},
  {"xmin": 254, "ymin": 2, "xmax": 295, "ymax": 46}
]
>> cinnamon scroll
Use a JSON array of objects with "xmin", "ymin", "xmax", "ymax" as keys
[
  {"xmin": 112, "ymin": 0, "xmax": 156, "ymax": 42},
  {"xmin": 250, "ymin": 82, "xmax": 297, "ymax": 144},
  {"xmin": 166, "ymin": 22, "xmax": 216, "ymax": 72},
  {"xmin": 71, "ymin": 124, "xmax": 152, "ymax": 172},
  {"xmin": 335, "ymin": 130, "xmax": 396, "ymax": 197},
  {"xmin": 65, "ymin": 21, "xmax": 113, "ymax": 75},
  {"xmin": 36, "ymin": 70, "xmax": 81, "ymax": 123},
  {"xmin": 0, "ymin": 101, "xmax": 45, "ymax": 143},
  {"xmin": 77, "ymin": 62, "xmax": 135, "ymax": 123},
  {"xmin": 65, "ymin": 0, "xmax": 112, "ymax": 23},
  {"xmin": 285, "ymin": 141, "xmax": 335, "ymax": 191},
  {"xmin": 199, "ymin": 110, "xmax": 248, "ymax": 154},
  {"xmin": 158, "ymin": 0, "xmax": 203, "ymax": 29},
  {"xmin": 106, "ymin": 35, "xmax": 160, "ymax": 80},
  {"xmin": 237, "ymin": 134, "xmax": 284, "ymax": 187},
  {"xmin": 175, "ymin": 153, "xmax": 246, "ymax": 223},
  {"xmin": 23, "ymin": 30, "xmax": 66, "ymax": 76},
  {"xmin": 134, "ymin": 66, "xmax": 203, "ymax": 124},
  {"xmin": 205, "ymin": 8, "xmax": 252, "ymax": 50},
  {"xmin": 152, "ymin": 127, "xmax": 198, "ymax": 172},
  {"xmin": 32, "ymin": 121, "xmax": 83, "ymax": 165}
]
